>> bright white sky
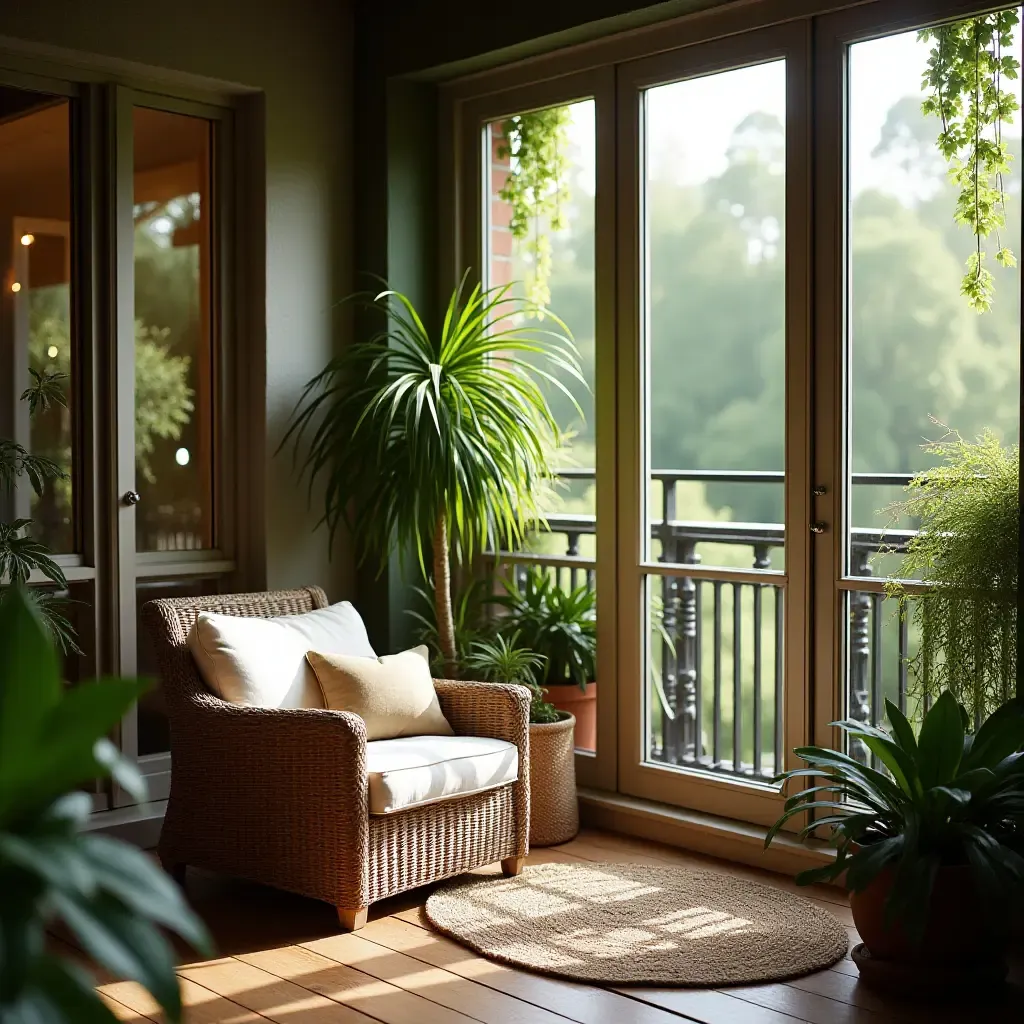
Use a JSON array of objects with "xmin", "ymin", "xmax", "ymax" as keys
[{"xmin": 564, "ymin": 17, "xmax": 1022, "ymax": 198}]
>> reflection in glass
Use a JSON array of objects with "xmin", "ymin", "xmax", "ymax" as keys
[
  {"xmin": 644, "ymin": 62, "xmax": 787, "ymax": 571},
  {"xmin": 133, "ymin": 108, "xmax": 214, "ymax": 552},
  {"xmin": 0, "ymin": 92, "xmax": 74, "ymax": 552}
]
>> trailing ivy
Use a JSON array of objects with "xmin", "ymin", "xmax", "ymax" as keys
[
  {"xmin": 498, "ymin": 107, "xmax": 572, "ymax": 310},
  {"xmin": 919, "ymin": 9, "xmax": 1020, "ymax": 312}
]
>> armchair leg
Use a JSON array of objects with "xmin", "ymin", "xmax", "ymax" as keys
[
  {"xmin": 337, "ymin": 906, "xmax": 368, "ymax": 932},
  {"xmin": 501, "ymin": 856, "xmax": 525, "ymax": 877}
]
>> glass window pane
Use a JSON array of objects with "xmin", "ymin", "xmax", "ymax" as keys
[
  {"xmin": 0, "ymin": 91, "xmax": 75, "ymax": 553},
  {"xmin": 133, "ymin": 108, "xmax": 215, "ymax": 552},
  {"xmin": 847, "ymin": 18, "xmax": 1021, "ymax": 580},
  {"xmin": 644, "ymin": 62, "xmax": 787, "ymax": 573},
  {"xmin": 485, "ymin": 102, "xmax": 598, "ymax": 752},
  {"xmin": 844, "ymin": 13, "xmax": 1021, "ymax": 749}
]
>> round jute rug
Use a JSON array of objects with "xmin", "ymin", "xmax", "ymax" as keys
[{"xmin": 425, "ymin": 862, "xmax": 848, "ymax": 986}]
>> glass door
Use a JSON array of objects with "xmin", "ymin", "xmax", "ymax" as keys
[
  {"xmin": 111, "ymin": 90, "xmax": 237, "ymax": 806},
  {"xmin": 617, "ymin": 24, "xmax": 812, "ymax": 825},
  {"xmin": 814, "ymin": 5, "xmax": 1022, "ymax": 754},
  {"xmin": 458, "ymin": 68, "xmax": 617, "ymax": 790}
]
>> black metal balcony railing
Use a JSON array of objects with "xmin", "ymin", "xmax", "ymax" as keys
[{"xmin": 490, "ymin": 469, "xmax": 917, "ymax": 779}]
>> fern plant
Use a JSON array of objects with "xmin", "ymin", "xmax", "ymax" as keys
[
  {"xmin": 0, "ymin": 370, "xmax": 77, "ymax": 652},
  {"xmin": 885, "ymin": 430, "xmax": 1018, "ymax": 720}
]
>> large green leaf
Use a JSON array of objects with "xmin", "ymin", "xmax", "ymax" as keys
[
  {"xmin": 51, "ymin": 891, "xmax": 182, "ymax": 1022},
  {"xmin": 0, "ymin": 586, "xmax": 61, "ymax": 798},
  {"xmin": 884, "ymin": 698, "xmax": 918, "ymax": 756},
  {"xmin": 25, "ymin": 957, "xmax": 120, "ymax": 1024},
  {"xmin": 78, "ymin": 835, "xmax": 211, "ymax": 954},
  {"xmin": 962, "ymin": 696, "xmax": 1024, "ymax": 772},
  {"xmin": 916, "ymin": 690, "xmax": 965, "ymax": 789}
]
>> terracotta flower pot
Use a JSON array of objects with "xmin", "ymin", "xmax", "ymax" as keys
[
  {"xmin": 528, "ymin": 713, "xmax": 579, "ymax": 847},
  {"xmin": 546, "ymin": 681, "xmax": 597, "ymax": 752},
  {"xmin": 850, "ymin": 864, "xmax": 1006, "ymax": 964}
]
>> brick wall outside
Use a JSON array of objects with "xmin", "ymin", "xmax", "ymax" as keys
[{"xmin": 489, "ymin": 124, "xmax": 514, "ymax": 289}]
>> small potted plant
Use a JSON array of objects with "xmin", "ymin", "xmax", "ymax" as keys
[
  {"xmin": 766, "ymin": 691, "xmax": 1024, "ymax": 993},
  {"xmin": 491, "ymin": 566, "xmax": 597, "ymax": 750},
  {"xmin": 465, "ymin": 633, "xmax": 579, "ymax": 846}
]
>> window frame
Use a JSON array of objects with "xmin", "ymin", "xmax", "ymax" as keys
[{"xmin": 442, "ymin": 0, "xmax": 1023, "ymax": 825}]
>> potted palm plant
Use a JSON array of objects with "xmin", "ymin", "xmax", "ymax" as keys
[
  {"xmin": 492, "ymin": 567, "xmax": 597, "ymax": 749},
  {"xmin": 464, "ymin": 633, "xmax": 579, "ymax": 846},
  {"xmin": 0, "ymin": 585, "xmax": 210, "ymax": 1021},
  {"xmin": 282, "ymin": 275, "xmax": 583, "ymax": 677},
  {"xmin": 886, "ymin": 430, "xmax": 1018, "ymax": 721},
  {"xmin": 766, "ymin": 691, "xmax": 1024, "ymax": 993}
]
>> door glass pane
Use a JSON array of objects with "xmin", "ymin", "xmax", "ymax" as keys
[
  {"xmin": 642, "ymin": 62, "xmax": 787, "ymax": 778},
  {"xmin": 646, "ymin": 574, "xmax": 783, "ymax": 778},
  {"xmin": 0, "ymin": 90, "xmax": 75, "ymax": 553},
  {"xmin": 644, "ymin": 62, "xmax": 787, "ymax": 571},
  {"xmin": 133, "ymin": 108, "xmax": 215, "ymax": 552},
  {"xmin": 484, "ymin": 102, "xmax": 598, "ymax": 751},
  {"xmin": 844, "ymin": 14, "xmax": 1021, "ymax": 745}
]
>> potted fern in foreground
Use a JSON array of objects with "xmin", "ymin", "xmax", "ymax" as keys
[
  {"xmin": 0, "ymin": 585, "xmax": 210, "ymax": 1021},
  {"xmin": 465, "ymin": 634, "xmax": 579, "ymax": 846},
  {"xmin": 766, "ymin": 692, "xmax": 1024, "ymax": 993}
]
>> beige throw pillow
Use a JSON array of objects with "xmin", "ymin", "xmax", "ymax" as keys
[{"xmin": 306, "ymin": 645, "xmax": 454, "ymax": 741}]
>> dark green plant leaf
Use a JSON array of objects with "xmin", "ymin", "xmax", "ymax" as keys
[
  {"xmin": 917, "ymin": 690, "xmax": 965, "ymax": 788},
  {"xmin": 885, "ymin": 698, "xmax": 918, "ymax": 756},
  {"xmin": 0, "ymin": 586, "xmax": 62, "ymax": 802},
  {"xmin": 26, "ymin": 956, "xmax": 119, "ymax": 1024},
  {"xmin": 51, "ymin": 891, "xmax": 182, "ymax": 1022},
  {"xmin": 78, "ymin": 835, "xmax": 211, "ymax": 954},
  {"xmin": 962, "ymin": 696, "xmax": 1024, "ymax": 771}
]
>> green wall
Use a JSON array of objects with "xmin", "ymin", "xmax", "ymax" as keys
[{"xmin": 1, "ymin": 0, "xmax": 357, "ymax": 602}]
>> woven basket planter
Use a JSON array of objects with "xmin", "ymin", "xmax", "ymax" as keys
[{"xmin": 528, "ymin": 713, "xmax": 579, "ymax": 847}]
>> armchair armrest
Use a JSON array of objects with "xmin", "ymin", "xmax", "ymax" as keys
[
  {"xmin": 434, "ymin": 679, "xmax": 531, "ymax": 858},
  {"xmin": 162, "ymin": 695, "xmax": 370, "ymax": 908},
  {"xmin": 433, "ymin": 679, "xmax": 531, "ymax": 748}
]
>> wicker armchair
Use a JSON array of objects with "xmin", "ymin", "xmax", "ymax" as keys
[{"xmin": 142, "ymin": 586, "xmax": 531, "ymax": 930}]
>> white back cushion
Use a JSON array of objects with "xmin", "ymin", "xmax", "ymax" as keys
[{"xmin": 187, "ymin": 601, "xmax": 376, "ymax": 709}]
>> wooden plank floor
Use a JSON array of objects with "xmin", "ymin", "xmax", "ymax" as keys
[{"xmin": 90, "ymin": 829, "xmax": 1022, "ymax": 1024}]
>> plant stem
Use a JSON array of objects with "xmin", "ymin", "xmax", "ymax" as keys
[{"xmin": 433, "ymin": 511, "xmax": 458, "ymax": 678}]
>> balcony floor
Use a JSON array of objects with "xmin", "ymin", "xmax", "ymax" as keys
[{"xmin": 79, "ymin": 829, "xmax": 1022, "ymax": 1023}]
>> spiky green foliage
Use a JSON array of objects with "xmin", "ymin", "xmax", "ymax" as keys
[
  {"xmin": 919, "ymin": 10, "xmax": 1020, "ymax": 312},
  {"xmin": 885, "ymin": 430, "xmax": 1018, "ymax": 719},
  {"xmin": 282, "ymin": 276, "xmax": 584, "ymax": 675},
  {"xmin": 407, "ymin": 579, "xmax": 488, "ymax": 676},
  {"xmin": 463, "ymin": 632, "xmax": 561, "ymax": 724},
  {"xmin": 491, "ymin": 566, "xmax": 597, "ymax": 691},
  {"xmin": 0, "ymin": 585, "xmax": 211, "ymax": 1021},
  {"xmin": 767, "ymin": 691, "xmax": 1024, "ymax": 943}
]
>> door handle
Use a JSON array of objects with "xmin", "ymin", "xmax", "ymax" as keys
[
  {"xmin": 809, "ymin": 521, "xmax": 827, "ymax": 534},
  {"xmin": 121, "ymin": 490, "xmax": 141, "ymax": 507}
]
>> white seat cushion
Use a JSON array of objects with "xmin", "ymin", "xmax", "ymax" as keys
[
  {"xmin": 187, "ymin": 601, "xmax": 376, "ymax": 709},
  {"xmin": 365, "ymin": 735, "xmax": 518, "ymax": 815}
]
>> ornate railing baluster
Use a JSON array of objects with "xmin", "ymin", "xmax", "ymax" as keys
[
  {"xmin": 848, "ymin": 547, "xmax": 873, "ymax": 764},
  {"xmin": 485, "ymin": 469, "xmax": 914, "ymax": 782}
]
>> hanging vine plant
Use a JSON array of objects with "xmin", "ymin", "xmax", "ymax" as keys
[
  {"xmin": 498, "ymin": 106, "xmax": 572, "ymax": 310},
  {"xmin": 919, "ymin": 9, "xmax": 1020, "ymax": 313}
]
